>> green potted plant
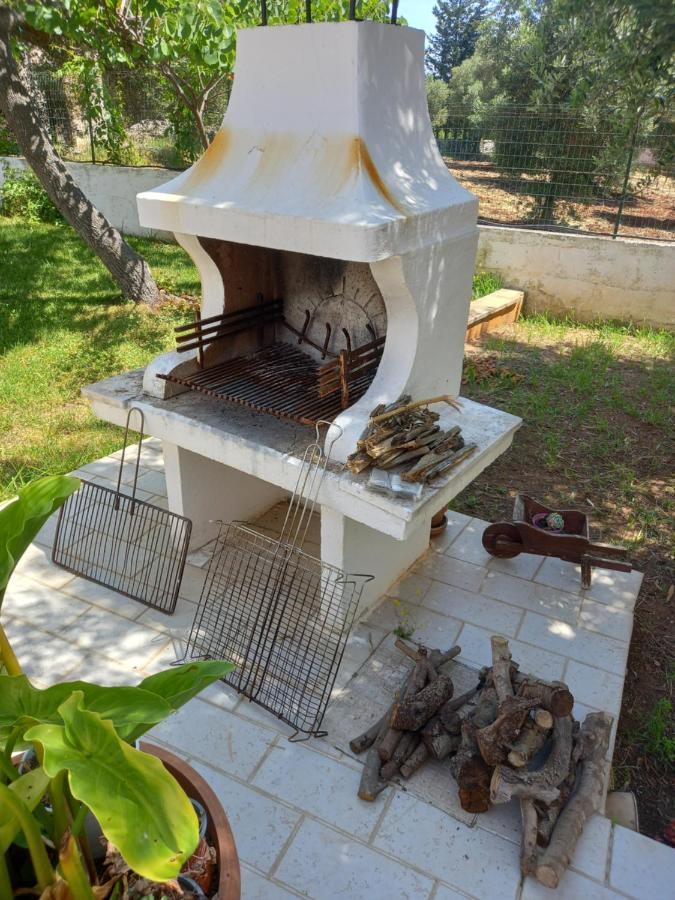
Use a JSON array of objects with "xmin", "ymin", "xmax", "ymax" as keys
[{"xmin": 0, "ymin": 476, "xmax": 239, "ymax": 898}]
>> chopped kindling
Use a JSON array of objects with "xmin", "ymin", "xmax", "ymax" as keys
[{"xmin": 349, "ymin": 634, "xmax": 613, "ymax": 887}]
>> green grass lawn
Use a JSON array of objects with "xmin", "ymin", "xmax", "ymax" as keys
[{"xmin": 0, "ymin": 218, "xmax": 198, "ymax": 499}]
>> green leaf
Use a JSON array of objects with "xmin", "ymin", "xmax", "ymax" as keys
[
  {"xmin": 0, "ymin": 767, "xmax": 51, "ymax": 853},
  {"xmin": 26, "ymin": 694, "xmax": 199, "ymax": 882},
  {"xmin": 138, "ymin": 659, "xmax": 234, "ymax": 714},
  {"xmin": 0, "ymin": 675, "xmax": 173, "ymax": 745},
  {"xmin": 0, "ymin": 476, "xmax": 80, "ymax": 606}
]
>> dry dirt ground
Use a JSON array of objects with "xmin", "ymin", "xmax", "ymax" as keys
[
  {"xmin": 453, "ymin": 318, "xmax": 674, "ymax": 839},
  {"xmin": 446, "ymin": 159, "xmax": 675, "ymax": 241}
]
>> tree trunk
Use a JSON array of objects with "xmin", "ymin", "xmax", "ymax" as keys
[{"xmin": 0, "ymin": 8, "xmax": 160, "ymax": 305}]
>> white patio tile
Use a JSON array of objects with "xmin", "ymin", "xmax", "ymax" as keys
[
  {"xmin": 369, "ymin": 598, "xmax": 462, "ymax": 649},
  {"xmin": 429, "ymin": 509, "xmax": 472, "ymax": 553},
  {"xmin": 178, "ymin": 563, "xmax": 208, "ymax": 601},
  {"xmin": 579, "ymin": 597, "xmax": 633, "ymax": 643},
  {"xmin": 33, "ymin": 512, "xmax": 61, "ymax": 550},
  {"xmin": 374, "ymin": 792, "xmax": 521, "ymax": 899},
  {"xmin": 387, "ymin": 572, "xmax": 433, "ymax": 604},
  {"xmin": 518, "ymin": 613, "xmax": 629, "ymax": 676},
  {"xmin": 475, "ymin": 798, "xmax": 521, "ymax": 845},
  {"xmin": 110, "ymin": 442, "xmax": 166, "ymax": 472},
  {"xmin": 481, "ymin": 570, "xmax": 534, "ymax": 606},
  {"xmin": 518, "ymin": 583, "xmax": 582, "ymax": 624},
  {"xmin": 136, "ymin": 469, "xmax": 167, "ymax": 496},
  {"xmin": 148, "ymin": 698, "xmax": 275, "ymax": 779},
  {"xmin": 71, "ymin": 605, "xmax": 170, "ymax": 669},
  {"xmin": 414, "ymin": 553, "xmax": 486, "ymax": 593},
  {"xmin": 564, "ymin": 660, "xmax": 625, "ymax": 716},
  {"xmin": 78, "ymin": 456, "xmax": 138, "ymax": 484},
  {"xmin": 70, "ymin": 654, "xmax": 140, "ymax": 686},
  {"xmin": 585, "ymin": 569, "xmax": 643, "ymax": 609},
  {"xmin": 198, "ymin": 680, "xmax": 240, "ymax": 712},
  {"xmin": 240, "ymin": 865, "xmax": 302, "ymax": 899},
  {"xmin": 334, "ymin": 622, "xmax": 388, "ymax": 689},
  {"xmin": 424, "ymin": 582, "xmax": 523, "ymax": 638},
  {"xmin": 136, "ymin": 595, "xmax": 198, "ymax": 635},
  {"xmin": 276, "ymin": 818, "xmax": 434, "ymax": 899},
  {"xmin": 444, "ymin": 518, "xmax": 493, "ymax": 567},
  {"xmin": 457, "ymin": 622, "xmax": 567, "ymax": 681},
  {"xmin": 186, "ymin": 539, "xmax": 218, "ymax": 569},
  {"xmin": 609, "ymin": 823, "xmax": 675, "ymax": 900},
  {"xmin": 253, "ymin": 742, "xmax": 386, "ymax": 840},
  {"xmin": 534, "ymin": 557, "xmax": 583, "ymax": 594},
  {"xmin": 60, "ymin": 576, "xmax": 147, "ymax": 618},
  {"xmin": 522, "ymin": 869, "xmax": 622, "ymax": 900},
  {"xmin": 15, "ymin": 544, "xmax": 76, "ymax": 589},
  {"xmin": 3, "ymin": 619, "xmax": 83, "ymax": 684},
  {"xmin": 487, "ymin": 552, "xmax": 543, "ymax": 581},
  {"xmin": 569, "ymin": 814, "xmax": 612, "ymax": 882},
  {"xmin": 432, "ymin": 884, "xmax": 470, "ymax": 900},
  {"xmin": 3, "ymin": 574, "xmax": 91, "ymax": 630},
  {"xmin": 192, "ymin": 761, "xmax": 300, "ymax": 872}
]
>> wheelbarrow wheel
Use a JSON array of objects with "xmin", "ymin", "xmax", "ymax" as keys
[{"xmin": 482, "ymin": 523, "xmax": 523, "ymax": 559}]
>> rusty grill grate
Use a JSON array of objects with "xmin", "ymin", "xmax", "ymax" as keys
[{"xmin": 160, "ymin": 299, "xmax": 384, "ymax": 425}]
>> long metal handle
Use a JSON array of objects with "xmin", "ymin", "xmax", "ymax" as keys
[{"xmin": 114, "ymin": 406, "xmax": 145, "ymax": 513}]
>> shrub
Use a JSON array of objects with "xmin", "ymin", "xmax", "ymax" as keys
[
  {"xmin": 0, "ymin": 165, "xmax": 61, "ymax": 224},
  {"xmin": 0, "ymin": 117, "xmax": 19, "ymax": 155}
]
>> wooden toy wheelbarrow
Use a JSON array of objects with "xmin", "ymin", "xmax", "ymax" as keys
[{"xmin": 482, "ymin": 494, "xmax": 632, "ymax": 589}]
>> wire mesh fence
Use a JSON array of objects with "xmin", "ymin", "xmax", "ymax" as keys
[{"xmin": 1, "ymin": 68, "xmax": 673, "ymax": 241}]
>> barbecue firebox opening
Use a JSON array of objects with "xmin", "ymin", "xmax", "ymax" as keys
[{"xmin": 158, "ymin": 238, "xmax": 388, "ymax": 426}]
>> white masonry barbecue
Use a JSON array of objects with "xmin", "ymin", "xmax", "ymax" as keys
[{"xmin": 84, "ymin": 20, "xmax": 521, "ymax": 613}]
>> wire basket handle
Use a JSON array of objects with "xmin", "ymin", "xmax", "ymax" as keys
[
  {"xmin": 280, "ymin": 419, "xmax": 342, "ymax": 550},
  {"xmin": 114, "ymin": 406, "xmax": 145, "ymax": 512}
]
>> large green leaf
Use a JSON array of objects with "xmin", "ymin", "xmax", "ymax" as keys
[
  {"xmin": 0, "ymin": 766, "xmax": 51, "ymax": 853},
  {"xmin": 137, "ymin": 659, "xmax": 234, "ymax": 720},
  {"xmin": 0, "ymin": 476, "xmax": 80, "ymax": 606},
  {"xmin": 0, "ymin": 675, "xmax": 173, "ymax": 745},
  {"xmin": 26, "ymin": 693, "xmax": 198, "ymax": 882}
]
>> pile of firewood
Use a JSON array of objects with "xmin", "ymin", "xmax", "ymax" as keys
[
  {"xmin": 351, "ymin": 635, "xmax": 613, "ymax": 889},
  {"xmin": 346, "ymin": 394, "xmax": 477, "ymax": 482}
]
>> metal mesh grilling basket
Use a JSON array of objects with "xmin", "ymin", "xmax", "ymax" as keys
[
  {"xmin": 52, "ymin": 408, "xmax": 191, "ymax": 614},
  {"xmin": 183, "ymin": 423, "xmax": 372, "ymax": 738}
]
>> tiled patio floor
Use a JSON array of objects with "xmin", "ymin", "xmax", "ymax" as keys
[{"xmin": 3, "ymin": 440, "xmax": 673, "ymax": 900}]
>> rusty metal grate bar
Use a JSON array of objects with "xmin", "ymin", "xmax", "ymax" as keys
[{"xmin": 159, "ymin": 342, "xmax": 378, "ymax": 426}]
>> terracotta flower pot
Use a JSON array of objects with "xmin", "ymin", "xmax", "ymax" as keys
[{"xmin": 141, "ymin": 742, "xmax": 241, "ymax": 900}]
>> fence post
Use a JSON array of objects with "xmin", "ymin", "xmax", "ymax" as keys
[
  {"xmin": 613, "ymin": 114, "xmax": 641, "ymax": 238},
  {"xmin": 86, "ymin": 111, "xmax": 96, "ymax": 165}
]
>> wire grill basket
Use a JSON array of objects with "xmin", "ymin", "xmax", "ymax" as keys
[
  {"xmin": 183, "ymin": 423, "xmax": 372, "ymax": 738},
  {"xmin": 52, "ymin": 408, "xmax": 191, "ymax": 614}
]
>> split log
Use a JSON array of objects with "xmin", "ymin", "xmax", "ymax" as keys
[
  {"xmin": 457, "ymin": 750, "xmax": 493, "ymax": 813},
  {"xmin": 514, "ymin": 675, "xmax": 574, "ymax": 718},
  {"xmin": 357, "ymin": 716, "xmax": 390, "ymax": 802},
  {"xmin": 490, "ymin": 635, "xmax": 514, "ymax": 703},
  {"xmin": 490, "ymin": 715, "xmax": 573, "ymax": 804},
  {"xmin": 420, "ymin": 717, "xmax": 461, "ymax": 760},
  {"xmin": 400, "ymin": 743, "xmax": 430, "ymax": 779},
  {"xmin": 380, "ymin": 733, "xmax": 419, "ymax": 782},
  {"xmin": 422, "ymin": 444, "xmax": 477, "ymax": 480},
  {"xmin": 535, "ymin": 712, "xmax": 613, "ymax": 889},
  {"xmin": 520, "ymin": 799, "xmax": 539, "ymax": 876},
  {"xmin": 507, "ymin": 713, "xmax": 552, "ymax": 768},
  {"xmin": 476, "ymin": 696, "xmax": 537, "ymax": 767},
  {"xmin": 390, "ymin": 674, "xmax": 454, "ymax": 731}
]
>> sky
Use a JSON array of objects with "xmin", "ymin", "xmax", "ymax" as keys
[{"xmin": 400, "ymin": 0, "xmax": 437, "ymax": 37}]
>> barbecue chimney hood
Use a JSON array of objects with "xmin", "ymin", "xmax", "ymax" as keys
[
  {"xmin": 138, "ymin": 20, "xmax": 480, "ymax": 464},
  {"xmin": 137, "ymin": 21, "xmax": 476, "ymax": 261}
]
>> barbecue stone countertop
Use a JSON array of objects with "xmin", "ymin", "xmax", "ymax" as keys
[{"xmin": 82, "ymin": 370, "xmax": 521, "ymax": 540}]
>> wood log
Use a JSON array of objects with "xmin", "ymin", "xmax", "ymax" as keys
[
  {"xmin": 393, "ymin": 639, "xmax": 460, "ymax": 673},
  {"xmin": 520, "ymin": 798, "xmax": 539, "ymax": 876},
  {"xmin": 457, "ymin": 753, "xmax": 493, "ymax": 813},
  {"xmin": 378, "ymin": 657, "xmax": 431, "ymax": 762},
  {"xmin": 536, "ymin": 721, "xmax": 582, "ymax": 847},
  {"xmin": 535, "ymin": 712, "xmax": 613, "ymax": 889},
  {"xmin": 380, "ymin": 733, "xmax": 420, "ymax": 782},
  {"xmin": 400, "ymin": 743, "xmax": 430, "ymax": 779},
  {"xmin": 357, "ymin": 716, "xmax": 389, "ymax": 802},
  {"xmin": 490, "ymin": 715, "xmax": 573, "ymax": 804},
  {"xmin": 350, "ymin": 711, "xmax": 388, "ymax": 755},
  {"xmin": 390, "ymin": 674, "xmax": 454, "ymax": 731},
  {"xmin": 378, "ymin": 727, "xmax": 404, "ymax": 763},
  {"xmin": 490, "ymin": 635, "xmax": 514, "ymax": 703},
  {"xmin": 379, "ymin": 447, "xmax": 429, "ymax": 470},
  {"xmin": 507, "ymin": 717, "xmax": 552, "ymax": 768},
  {"xmin": 346, "ymin": 452, "xmax": 373, "ymax": 474},
  {"xmin": 514, "ymin": 676, "xmax": 574, "ymax": 718},
  {"xmin": 450, "ymin": 688, "xmax": 499, "ymax": 813},
  {"xmin": 421, "ymin": 717, "xmax": 461, "ymax": 760},
  {"xmin": 422, "ymin": 444, "xmax": 477, "ymax": 480},
  {"xmin": 369, "ymin": 395, "xmax": 460, "ymax": 424},
  {"xmin": 476, "ymin": 696, "xmax": 537, "ymax": 767},
  {"xmin": 534, "ymin": 708, "xmax": 554, "ymax": 730},
  {"xmin": 438, "ymin": 685, "xmax": 481, "ymax": 729}
]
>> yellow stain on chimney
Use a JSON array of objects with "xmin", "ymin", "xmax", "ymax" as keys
[{"xmin": 180, "ymin": 127, "xmax": 232, "ymax": 191}]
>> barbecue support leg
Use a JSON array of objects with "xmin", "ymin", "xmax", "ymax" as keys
[
  {"xmin": 162, "ymin": 442, "xmax": 288, "ymax": 547},
  {"xmin": 320, "ymin": 507, "xmax": 432, "ymax": 619}
]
